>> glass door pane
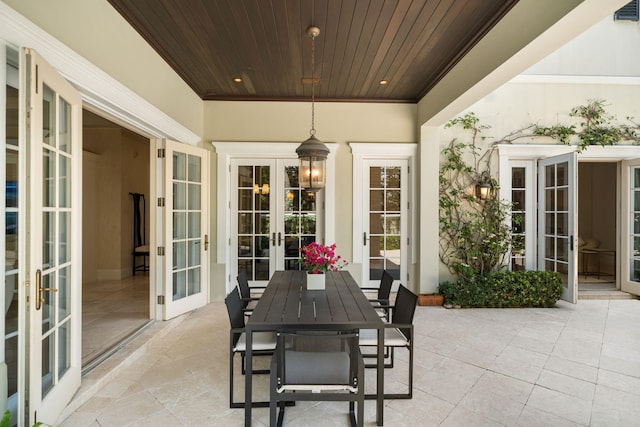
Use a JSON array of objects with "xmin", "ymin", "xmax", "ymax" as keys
[
  {"xmin": 237, "ymin": 164, "xmax": 271, "ymax": 281},
  {"xmin": 4, "ymin": 51, "xmax": 20, "ymax": 423},
  {"xmin": 368, "ymin": 166, "xmax": 402, "ymax": 281},
  {"xmin": 230, "ymin": 158, "xmax": 321, "ymax": 287},
  {"xmin": 538, "ymin": 153, "xmax": 577, "ymax": 303},
  {"xmin": 172, "ymin": 152, "xmax": 202, "ymax": 301},
  {"xmin": 162, "ymin": 140, "xmax": 209, "ymax": 320},
  {"xmin": 283, "ymin": 165, "xmax": 316, "ymax": 270}
]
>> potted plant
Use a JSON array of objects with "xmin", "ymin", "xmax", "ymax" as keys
[{"xmin": 300, "ymin": 242, "xmax": 348, "ymax": 290}]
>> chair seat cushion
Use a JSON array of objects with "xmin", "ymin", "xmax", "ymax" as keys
[
  {"xmin": 234, "ymin": 331, "xmax": 276, "ymax": 352},
  {"xmin": 134, "ymin": 245, "xmax": 149, "ymax": 253},
  {"xmin": 359, "ymin": 328, "xmax": 408, "ymax": 347},
  {"xmin": 278, "ymin": 350, "xmax": 351, "ymax": 391}
]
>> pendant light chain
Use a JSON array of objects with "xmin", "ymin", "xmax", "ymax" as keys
[{"xmin": 310, "ymin": 31, "xmax": 316, "ymax": 137}]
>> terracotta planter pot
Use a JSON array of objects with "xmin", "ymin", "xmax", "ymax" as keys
[{"xmin": 418, "ymin": 294, "xmax": 444, "ymax": 306}]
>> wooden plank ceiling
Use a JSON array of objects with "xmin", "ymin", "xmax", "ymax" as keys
[{"xmin": 108, "ymin": 0, "xmax": 518, "ymax": 103}]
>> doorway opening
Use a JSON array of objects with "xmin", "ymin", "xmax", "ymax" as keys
[
  {"xmin": 577, "ymin": 161, "xmax": 631, "ymax": 299},
  {"xmin": 81, "ymin": 110, "xmax": 151, "ymax": 370}
]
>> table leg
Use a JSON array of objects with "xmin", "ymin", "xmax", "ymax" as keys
[
  {"xmin": 245, "ymin": 330, "xmax": 253, "ymax": 426},
  {"xmin": 376, "ymin": 327, "xmax": 384, "ymax": 426}
]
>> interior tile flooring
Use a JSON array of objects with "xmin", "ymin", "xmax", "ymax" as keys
[
  {"xmin": 61, "ymin": 296, "xmax": 640, "ymax": 426},
  {"xmin": 82, "ymin": 274, "xmax": 150, "ymax": 369}
]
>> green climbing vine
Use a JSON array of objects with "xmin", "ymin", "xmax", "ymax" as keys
[
  {"xmin": 439, "ymin": 113, "xmax": 518, "ymax": 279},
  {"xmin": 439, "ymin": 100, "xmax": 640, "ymax": 281}
]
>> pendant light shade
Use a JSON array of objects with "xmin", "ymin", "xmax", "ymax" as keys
[
  {"xmin": 297, "ymin": 25, "xmax": 329, "ymax": 192},
  {"xmin": 297, "ymin": 134, "xmax": 329, "ymax": 192}
]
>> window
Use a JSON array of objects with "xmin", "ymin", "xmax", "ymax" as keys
[{"xmin": 614, "ymin": 0, "xmax": 639, "ymax": 21}]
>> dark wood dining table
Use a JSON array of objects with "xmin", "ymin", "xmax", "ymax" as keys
[{"xmin": 244, "ymin": 270, "xmax": 385, "ymax": 426}]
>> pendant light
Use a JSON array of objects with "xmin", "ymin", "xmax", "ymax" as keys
[{"xmin": 296, "ymin": 25, "xmax": 329, "ymax": 192}]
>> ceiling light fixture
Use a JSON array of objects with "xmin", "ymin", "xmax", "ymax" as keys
[
  {"xmin": 233, "ymin": 77, "xmax": 242, "ymax": 83},
  {"xmin": 296, "ymin": 25, "xmax": 329, "ymax": 193},
  {"xmin": 379, "ymin": 79, "xmax": 388, "ymax": 85}
]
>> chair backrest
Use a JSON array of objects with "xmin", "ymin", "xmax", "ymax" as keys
[
  {"xmin": 275, "ymin": 330, "xmax": 360, "ymax": 390},
  {"xmin": 392, "ymin": 285, "xmax": 418, "ymax": 341},
  {"xmin": 130, "ymin": 192, "xmax": 146, "ymax": 248},
  {"xmin": 225, "ymin": 287, "xmax": 245, "ymax": 345},
  {"xmin": 236, "ymin": 270, "xmax": 251, "ymax": 301},
  {"xmin": 378, "ymin": 270, "xmax": 394, "ymax": 301}
]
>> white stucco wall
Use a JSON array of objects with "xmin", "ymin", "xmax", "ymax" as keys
[{"xmin": 526, "ymin": 16, "xmax": 640, "ymax": 77}]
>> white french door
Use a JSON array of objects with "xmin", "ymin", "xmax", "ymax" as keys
[
  {"xmin": 538, "ymin": 153, "xmax": 578, "ymax": 303},
  {"xmin": 361, "ymin": 160, "xmax": 409, "ymax": 288},
  {"xmin": 25, "ymin": 49, "xmax": 82, "ymax": 425},
  {"xmin": 230, "ymin": 158, "xmax": 321, "ymax": 286},
  {"xmin": 159, "ymin": 140, "xmax": 209, "ymax": 320},
  {"xmin": 621, "ymin": 158, "xmax": 640, "ymax": 296}
]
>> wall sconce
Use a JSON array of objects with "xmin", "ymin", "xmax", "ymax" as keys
[
  {"xmin": 254, "ymin": 183, "xmax": 270, "ymax": 195},
  {"xmin": 476, "ymin": 182, "xmax": 492, "ymax": 201}
]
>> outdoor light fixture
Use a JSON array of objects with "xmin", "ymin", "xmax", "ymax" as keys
[
  {"xmin": 476, "ymin": 182, "xmax": 491, "ymax": 201},
  {"xmin": 296, "ymin": 25, "xmax": 329, "ymax": 192}
]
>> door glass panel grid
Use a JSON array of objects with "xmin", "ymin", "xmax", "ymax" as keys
[
  {"xmin": 172, "ymin": 153, "xmax": 203, "ymax": 301},
  {"xmin": 369, "ymin": 166, "xmax": 401, "ymax": 280},
  {"xmin": 236, "ymin": 165, "xmax": 271, "ymax": 281},
  {"xmin": 40, "ymin": 85, "xmax": 74, "ymax": 398},
  {"xmin": 631, "ymin": 166, "xmax": 640, "ymax": 282},
  {"xmin": 510, "ymin": 167, "xmax": 526, "ymax": 271},
  {"xmin": 283, "ymin": 165, "xmax": 315, "ymax": 271},
  {"xmin": 543, "ymin": 162, "xmax": 570, "ymax": 281},
  {"xmin": 5, "ymin": 77, "xmax": 19, "ymax": 411}
]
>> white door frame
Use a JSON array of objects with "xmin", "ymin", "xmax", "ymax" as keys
[
  {"xmin": 621, "ymin": 158, "xmax": 640, "ymax": 295},
  {"xmin": 350, "ymin": 143, "xmax": 417, "ymax": 288},
  {"xmin": 213, "ymin": 142, "xmax": 337, "ymax": 293},
  {"xmin": 499, "ymin": 144, "xmax": 640, "ymax": 298},
  {"xmin": 24, "ymin": 48, "xmax": 83, "ymax": 426}
]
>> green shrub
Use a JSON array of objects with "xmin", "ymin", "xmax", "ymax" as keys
[{"xmin": 438, "ymin": 270, "xmax": 562, "ymax": 308}]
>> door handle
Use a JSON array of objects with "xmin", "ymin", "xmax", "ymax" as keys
[
  {"xmin": 271, "ymin": 232, "xmax": 276, "ymax": 246},
  {"xmin": 277, "ymin": 232, "xmax": 282, "ymax": 246},
  {"xmin": 204, "ymin": 234, "xmax": 209, "ymax": 251},
  {"xmin": 35, "ymin": 269, "xmax": 57, "ymax": 311},
  {"xmin": 363, "ymin": 232, "xmax": 369, "ymax": 246}
]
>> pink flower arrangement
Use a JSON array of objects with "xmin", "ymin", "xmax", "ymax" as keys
[{"xmin": 300, "ymin": 242, "xmax": 348, "ymax": 273}]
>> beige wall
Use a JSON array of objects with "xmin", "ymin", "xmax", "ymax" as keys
[
  {"xmin": 4, "ymin": 0, "xmax": 204, "ymax": 138},
  {"xmin": 205, "ymin": 101, "xmax": 417, "ymax": 298},
  {"xmin": 82, "ymin": 151, "xmax": 99, "ymax": 284},
  {"xmin": 83, "ymin": 127, "xmax": 149, "ymax": 281}
]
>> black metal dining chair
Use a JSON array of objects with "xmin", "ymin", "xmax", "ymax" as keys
[
  {"xmin": 361, "ymin": 270, "xmax": 394, "ymax": 320},
  {"xmin": 270, "ymin": 330, "xmax": 365, "ymax": 427},
  {"xmin": 359, "ymin": 284, "xmax": 417, "ymax": 399},
  {"xmin": 225, "ymin": 287, "xmax": 276, "ymax": 408},
  {"xmin": 236, "ymin": 270, "xmax": 266, "ymax": 316}
]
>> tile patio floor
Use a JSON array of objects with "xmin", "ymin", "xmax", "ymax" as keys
[{"xmin": 59, "ymin": 299, "xmax": 640, "ymax": 426}]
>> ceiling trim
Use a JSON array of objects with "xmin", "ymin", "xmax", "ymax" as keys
[{"xmin": 0, "ymin": 2, "xmax": 200, "ymax": 145}]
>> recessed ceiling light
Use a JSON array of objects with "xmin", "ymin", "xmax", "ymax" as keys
[
  {"xmin": 233, "ymin": 77, "xmax": 242, "ymax": 83},
  {"xmin": 379, "ymin": 79, "xmax": 388, "ymax": 85}
]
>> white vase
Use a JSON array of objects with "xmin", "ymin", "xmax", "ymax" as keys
[{"xmin": 306, "ymin": 272, "xmax": 325, "ymax": 290}]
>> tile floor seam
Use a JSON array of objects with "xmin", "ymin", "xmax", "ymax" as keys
[{"xmin": 589, "ymin": 299, "xmax": 610, "ymax": 427}]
